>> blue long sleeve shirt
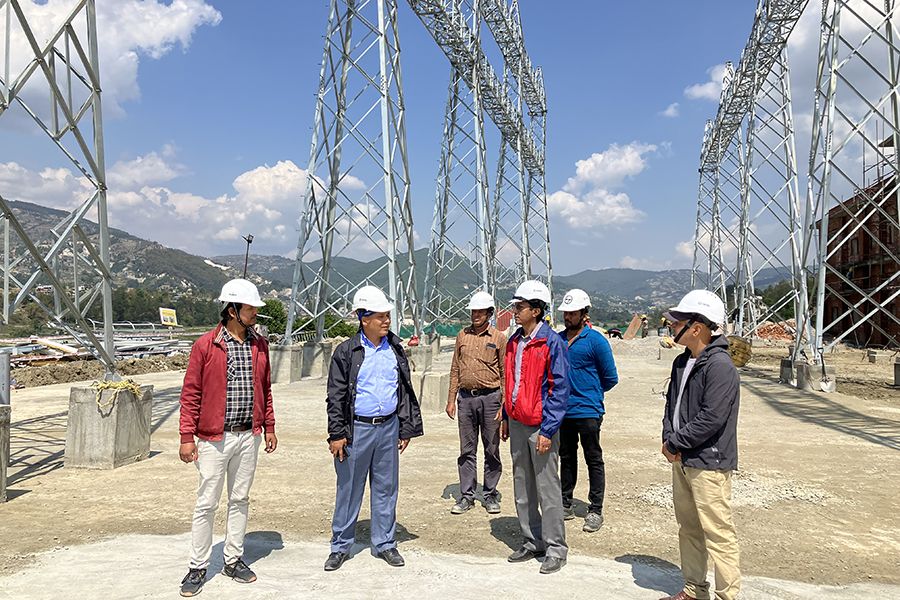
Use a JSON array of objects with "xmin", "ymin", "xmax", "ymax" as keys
[{"xmin": 558, "ymin": 327, "xmax": 618, "ymax": 418}]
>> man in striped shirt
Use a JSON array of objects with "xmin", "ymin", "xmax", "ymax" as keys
[{"xmin": 446, "ymin": 291, "xmax": 507, "ymax": 515}]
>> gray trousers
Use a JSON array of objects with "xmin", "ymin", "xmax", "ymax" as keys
[
  {"xmin": 508, "ymin": 419, "xmax": 568, "ymax": 559},
  {"xmin": 457, "ymin": 389, "xmax": 503, "ymax": 501}
]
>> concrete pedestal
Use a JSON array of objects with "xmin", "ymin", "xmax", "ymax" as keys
[
  {"xmin": 0, "ymin": 406, "xmax": 9, "ymax": 503},
  {"xmin": 895, "ymin": 360, "xmax": 900, "ymax": 386},
  {"xmin": 410, "ymin": 371, "xmax": 450, "ymax": 413},
  {"xmin": 780, "ymin": 359, "xmax": 795, "ymax": 384},
  {"xmin": 65, "ymin": 384, "xmax": 153, "ymax": 469},
  {"xmin": 867, "ymin": 349, "xmax": 893, "ymax": 364},
  {"xmin": 302, "ymin": 341, "xmax": 333, "ymax": 379},
  {"xmin": 423, "ymin": 333, "xmax": 441, "ymax": 357},
  {"xmin": 269, "ymin": 345, "xmax": 303, "ymax": 384},
  {"xmin": 796, "ymin": 364, "xmax": 837, "ymax": 393},
  {"xmin": 659, "ymin": 347, "xmax": 681, "ymax": 362},
  {"xmin": 406, "ymin": 346, "xmax": 433, "ymax": 372}
]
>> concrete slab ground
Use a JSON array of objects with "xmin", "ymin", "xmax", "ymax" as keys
[
  {"xmin": 1, "ymin": 533, "xmax": 897, "ymax": 599},
  {"xmin": 0, "ymin": 337, "xmax": 898, "ymax": 599}
]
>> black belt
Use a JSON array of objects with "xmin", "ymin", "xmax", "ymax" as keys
[
  {"xmin": 224, "ymin": 423, "xmax": 252, "ymax": 432},
  {"xmin": 460, "ymin": 387, "xmax": 500, "ymax": 397},
  {"xmin": 354, "ymin": 412, "xmax": 396, "ymax": 425}
]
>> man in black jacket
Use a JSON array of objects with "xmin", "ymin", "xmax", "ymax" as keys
[
  {"xmin": 659, "ymin": 290, "xmax": 740, "ymax": 600},
  {"xmin": 324, "ymin": 286, "xmax": 424, "ymax": 572}
]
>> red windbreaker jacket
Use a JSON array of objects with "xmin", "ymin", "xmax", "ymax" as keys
[{"xmin": 179, "ymin": 323, "xmax": 276, "ymax": 443}]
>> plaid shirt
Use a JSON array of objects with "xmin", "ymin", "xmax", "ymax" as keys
[
  {"xmin": 448, "ymin": 324, "xmax": 506, "ymax": 402},
  {"xmin": 222, "ymin": 327, "xmax": 256, "ymax": 427}
]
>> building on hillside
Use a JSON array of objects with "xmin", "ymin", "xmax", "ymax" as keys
[{"xmin": 820, "ymin": 175, "xmax": 900, "ymax": 348}]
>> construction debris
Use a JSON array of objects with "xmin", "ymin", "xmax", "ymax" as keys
[{"xmin": 754, "ymin": 320, "xmax": 796, "ymax": 342}]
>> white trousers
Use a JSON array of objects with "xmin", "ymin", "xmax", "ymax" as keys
[{"xmin": 189, "ymin": 431, "xmax": 261, "ymax": 570}]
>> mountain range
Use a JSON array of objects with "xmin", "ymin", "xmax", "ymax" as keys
[{"xmin": 4, "ymin": 199, "xmax": 790, "ymax": 311}]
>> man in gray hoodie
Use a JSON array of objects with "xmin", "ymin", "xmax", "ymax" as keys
[{"xmin": 659, "ymin": 290, "xmax": 740, "ymax": 600}]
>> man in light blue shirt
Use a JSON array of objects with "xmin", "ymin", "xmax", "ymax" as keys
[{"xmin": 324, "ymin": 286, "xmax": 424, "ymax": 572}]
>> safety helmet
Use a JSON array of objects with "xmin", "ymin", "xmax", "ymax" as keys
[
  {"xmin": 351, "ymin": 285, "xmax": 394, "ymax": 313},
  {"xmin": 467, "ymin": 291, "xmax": 495, "ymax": 310},
  {"xmin": 663, "ymin": 290, "xmax": 725, "ymax": 329},
  {"xmin": 218, "ymin": 279, "xmax": 265, "ymax": 307},
  {"xmin": 511, "ymin": 280, "xmax": 551, "ymax": 305},
  {"xmin": 557, "ymin": 288, "xmax": 591, "ymax": 312}
]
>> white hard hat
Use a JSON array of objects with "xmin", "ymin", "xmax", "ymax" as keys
[
  {"xmin": 511, "ymin": 280, "xmax": 551, "ymax": 305},
  {"xmin": 663, "ymin": 289, "xmax": 725, "ymax": 329},
  {"xmin": 467, "ymin": 291, "xmax": 495, "ymax": 310},
  {"xmin": 558, "ymin": 288, "xmax": 591, "ymax": 312},
  {"xmin": 218, "ymin": 279, "xmax": 265, "ymax": 307},
  {"xmin": 351, "ymin": 285, "xmax": 394, "ymax": 313}
]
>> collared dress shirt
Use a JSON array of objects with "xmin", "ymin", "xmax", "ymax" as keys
[
  {"xmin": 354, "ymin": 334, "xmax": 399, "ymax": 418},
  {"xmin": 222, "ymin": 327, "xmax": 256, "ymax": 427},
  {"xmin": 448, "ymin": 325, "xmax": 507, "ymax": 399},
  {"xmin": 511, "ymin": 328, "xmax": 535, "ymax": 403}
]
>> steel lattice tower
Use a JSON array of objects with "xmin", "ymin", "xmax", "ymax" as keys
[
  {"xmin": 0, "ymin": 0, "xmax": 115, "ymax": 377},
  {"xmin": 804, "ymin": 0, "xmax": 900, "ymax": 354},
  {"xmin": 285, "ymin": 0, "xmax": 418, "ymax": 341}
]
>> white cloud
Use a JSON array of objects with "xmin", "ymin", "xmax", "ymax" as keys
[
  {"xmin": 3, "ymin": 0, "xmax": 221, "ymax": 124},
  {"xmin": 548, "ymin": 142, "xmax": 654, "ymax": 230},
  {"xmin": 562, "ymin": 142, "xmax": 657, "ymax": 194},
  {"xmin": 660, "ymin": 103, "xmax": 680, "ymax": 118},
  {"xmin": 684, "ymin": 64, "xmax": 729, "ymax": 101}
]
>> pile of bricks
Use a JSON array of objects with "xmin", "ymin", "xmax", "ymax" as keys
[{"xmin": 755, "ymin": 320, "xmax": 795, "ymax": 342}]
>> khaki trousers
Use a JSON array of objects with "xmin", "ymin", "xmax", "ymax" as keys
[
  {"xmin": 672, "ymin": 462, "xmax": 740, "ymax": 600},
  {"xmin": 189, "ymin": 431, "xmax": 262, "ymax": 570}
]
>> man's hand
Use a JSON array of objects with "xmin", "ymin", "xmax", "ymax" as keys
[
  {"xmin": 662, "ymin": 443, "xmax": 681, "ymax": 463},
  {"xmin": 399, "ymin": 438, "xmax": 410, "ymax": 454},
  {"xmin": 536, "ymin": 434, "xmax": 551, "ymax": 455},
  {"xmin": 330, "ymin": 438, "xmax": 348, "ymax": 462},
  {"xmin": 179, "ymin": 442, "xmax": 198, "ymax": 463},
  {"xmin": 494, "ymin": 407, "xmax": 503, "ymax": 422},
  {"xmin": 499, "ymin": 420, "xmax": 509, "ymax": 442},
  {"xmin": 264, "ymin": 432, "xmax": 278, "ymax": 453},
  {"xmin": 445, "ymin": 401, "xmax": 456, "ymax": 420}
]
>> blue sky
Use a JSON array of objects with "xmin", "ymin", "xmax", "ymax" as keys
[{"xmin": 1, "ymin": 0, "xmax": 825, "ymax": 276}]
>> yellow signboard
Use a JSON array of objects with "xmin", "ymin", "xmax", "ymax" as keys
[{"xmin": 159, "ymin": 307, "xmax": 178, "ymax": 327}]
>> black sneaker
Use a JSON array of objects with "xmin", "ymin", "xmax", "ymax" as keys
[
  {"xmin": 450, "ymin": 497, "xmax": 475, "ymax": 514},
  {"xmin": 180, "ymin": 568, "xmax": 206, "ymax": 597},
  {"xmin": 324, "ymin": 551, "xmax": 348, "ymax": 571},
  {"xmin": 483, "ymin": 495, "xmax": 501, "ymax": 514},
  {"xmin": 222, "ymin": 558, "xmax": 256, "ymax": 583},
  {"xmin": 563, "ymin": 504, "xmax": 575, "ymax": 520}
]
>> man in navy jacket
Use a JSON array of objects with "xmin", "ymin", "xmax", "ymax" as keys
[{"xmin": 556, "ymin": 289, "xmax": 618, "ymax": 533}]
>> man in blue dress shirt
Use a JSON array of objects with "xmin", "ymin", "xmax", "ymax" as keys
[
  {"xmin": 556, "ymin": 289, "xmax": 618, "ymax": 533},
  {"xmin": 324, "ymin": 285, "xmax": 424, "ymax": 571}
]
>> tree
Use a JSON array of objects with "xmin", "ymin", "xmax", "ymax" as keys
[{"xmin": 258, "ymin": 299, "xmax": 287, "ymax": 334}]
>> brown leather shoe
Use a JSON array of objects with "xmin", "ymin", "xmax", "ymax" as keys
[{"xmin": 658, "ymin": 593, "xmax": 698, "ymax": 600}]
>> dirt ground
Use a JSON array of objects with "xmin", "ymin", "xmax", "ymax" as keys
[
  {"xmin": 10, "ymin": 353, "xmax": 190, "ymax": 388},
  {"xmin": 0, "ymin": 337, "xmax": 897, "ymax": 591}
]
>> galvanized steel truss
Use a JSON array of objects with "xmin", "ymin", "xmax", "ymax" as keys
[
  {"xmin": 694, "ymin": 0, "xmax": 813, "ymax": 365},
  {"xmin": 805, "ymin": 0, "xmax": 900, "ymax": 353},
  {"xmin": 0, "ymin": 0, "xmax": 115, "ymax": 375},
  {"xmin": 285, "ymin": 0, "xmax": 418, "ymax": 341}
]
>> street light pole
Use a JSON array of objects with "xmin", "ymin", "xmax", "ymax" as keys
[{"xmin": 242, "ymin": 234, "xmax": 254, "ymax": 278}]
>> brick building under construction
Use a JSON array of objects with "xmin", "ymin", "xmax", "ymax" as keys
[{"xmin": 821, "ymin": 176, "xmax": 900, "ymax": 348}]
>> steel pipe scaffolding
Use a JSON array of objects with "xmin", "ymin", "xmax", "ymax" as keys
[
  {"xmin": 0, "ymin": 0, "xmax": 116, "ymax": 377},
  {"xmin": 804, "ymin": 0, "xmax": 900, "ymax": 356}
]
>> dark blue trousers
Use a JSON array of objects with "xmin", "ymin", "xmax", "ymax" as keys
[{"xmin": 330, "ymin": 414, "xmax": 400, "ymax": 553}]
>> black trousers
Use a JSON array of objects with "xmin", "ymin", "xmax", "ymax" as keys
[
  {"xmin": 559, "ymin": 416, "xmax": 605, "ymax": 515},
  {"xmin": 457, "ymin": 389, "xmax": 503, "ymax": 501}
]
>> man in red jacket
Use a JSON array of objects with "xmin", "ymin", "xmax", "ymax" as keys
[{"xmin": 178, "ymin": 279, "xmax": 277, "ymax": 597}]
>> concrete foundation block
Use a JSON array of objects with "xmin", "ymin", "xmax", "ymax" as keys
[
  {"xmin": 867, "ymin": 349, "xmax": 893, "ymax": 364},
  {"xmin": 796, "ymin": 364, "xmax": 837, "ymax": 393},
  {"xmin": 895, "ymin": 360, "xmax": 900, "ymax": 386},
  {"xmin": 405, "ymin": 346, "xmax": 433, "ymax": 372},
  {"xmin": 659, "ymin": 347, "xmax": 681, "ymax": 362},
  {"xmin": 423, "ymin": 333, "xmax": 442, "ymax": 357},
  {"xmin": 780, "ymin": 359, "xmax": 795, "ymax": 384},
  {"xmin": 269, "ymin": 344, "xmax": 303, "ymax": 384},
  {"xmin": 301, "ymin": 342, "xmax": 333, "ymax": 379},
  {"xmin": 65, "ymin": 384, "xmax": 153, "ymax": 469},
  {"xmin": 0, "ymin": 405, "xmax": 9, "ymax": 503},
  {"xmin": 409, "ymin": 371, "xmax": 450, "ymax": 413}
]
